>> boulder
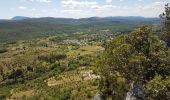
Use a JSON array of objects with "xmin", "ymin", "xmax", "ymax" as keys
[
  {"xmin": 125, "ymin": 83, "xmax": 145, "ymax": 100},
  {"xmin": 94, "ymin": 92, "xmax": 102, "ymax": 100}
]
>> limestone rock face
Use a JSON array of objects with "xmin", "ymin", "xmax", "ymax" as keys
[
  {"xmin": 94, "ymin": 92, "xmax": 102, "ymax": 100},
  {"xmin": 94, "ymin": 83, "xmax": 145, "ymax": 100},
  {"xmin": 125, "ymin": 83, "xmax": 145, "ymax": 100}
]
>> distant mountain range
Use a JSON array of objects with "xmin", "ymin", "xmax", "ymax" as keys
[
  {"xmin": 12, "ymin": 16, "xmax": 31, "ymax": 20},
  {"xmin": 9, "ymin": 16, "xmax": 160, "ymax": 24},
  {"xmin": 0, "ymin": 16, "xmax": 161, "ymax": 42}
]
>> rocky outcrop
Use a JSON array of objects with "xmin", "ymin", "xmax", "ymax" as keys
[
  {"xmin": 94, "ymin": 92, "xmax": 102, "ymax": 100},
  {"xmin": 94, "ymin": 82, "xmax": 145, "ymax": 100},
  {"xmin": 125, "ymin": 83, "xmax": 145, "ymax": 100}
]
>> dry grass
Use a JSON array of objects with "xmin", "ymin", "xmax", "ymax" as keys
[
  {"xmin": 67, "ymin": 45, "xmax": 104, "ymax": 56},
  {"xmin": 9, "ymin": 90, "xmax": 35, "ymax": 99},
  {"xmin": 79, "ymin": 45, "xmax": 104, "ymax": 52}
]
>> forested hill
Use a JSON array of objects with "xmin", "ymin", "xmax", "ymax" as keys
[{"xmin": 0, "ymin": 16, "xmax": 161, "ymax": 42}]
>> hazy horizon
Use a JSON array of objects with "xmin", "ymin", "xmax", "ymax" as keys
[
  {"xmin": 0, "ymin": 0, "xmax": 168, "ymax": 19},
  {"xmin": 0, "ymin": 16, "xmax": 160, "ymax": 20}
]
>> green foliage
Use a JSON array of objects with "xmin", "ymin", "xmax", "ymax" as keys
[
  {"xmin": 49, "ymin": 35, "xmax": 68, "ymax": 43},
  {"xmin": 161, "ymin": 3, "xmax": 170, "ymax": 46},
  {"xmin": 95, "ymin": 26, "xmax": 170, "ymax": 99},
  {"xmin": 42, "ymin": 87, "xmax": 72, "ymax": 100},
  {"xmin": 60, "ymin": 89, "xmax": 72, "ymax": 100},
  {"xmin": 0, "ymin": 87, "xmax": 11, "ymax": 99},
  {"xmin": 86, "ymin": 91, "xmax": 92, "ymax": 98},
  {"xmin": 8, "ymin": 69, "xmax": 24, "ymax": 79},
  {"xmin": 38, "ymin": 53, "xmax": 67, "ymax": 63},
  {"xmin": 0, "ymin": 48, "xmax": 7, "ymax": 53},
  {"xmin": 0, "ymin": 17, "xmax": 160, "ymax": 42},
  {"xmin": 146, "ymin": 75, "xmax": 170, "ymax": 100},
  {"xmin": 0, "ymin": 26, "xmax": 103, "ymax": 99},
  {"xmin": 49, "ymin": 62, "xmax": 65, "ymax": 73}
]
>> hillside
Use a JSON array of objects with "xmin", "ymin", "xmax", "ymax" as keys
[
  {"xmin": 0, "ymin": 31, "xmax": 106, "ymax": 99},
  {"xmin": 11, "ymin": 16, "xmax": 31, "ymax": 20},
  {"xmin": 0, "ymin": 16, "xmax": 161, "ymax": 42}
]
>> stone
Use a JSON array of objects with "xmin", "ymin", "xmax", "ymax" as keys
[
  {"xmin": 94, "ymin": 92, "xmax": 102, "ymax": 100},
  {"xmin": 125, "ymin": 83, "xmax": 145, "ymax": 100}
]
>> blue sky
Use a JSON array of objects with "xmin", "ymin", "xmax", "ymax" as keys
[{"xmin": 0, "ymin": 0, "xmax": 169, "ymax": 19}]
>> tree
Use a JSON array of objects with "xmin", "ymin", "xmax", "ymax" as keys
[
  {"xmin": 146, "ymin": 75, "xmax": 170, "ymax": 100},
  {"xmin": 38, "ymin": 53, "xmax": 67, "ymax": 63},
  {"xmin": 160, "ymin": 3, "xmax": 170, "ymax": 46},
  {"xmin": 95, "ymin": 26, "xmax": 170, "ymax": 99},
  {"xmin": 0, "ymin": 48, "xmax": 7, "ymax": 54},
  {"xmin": 0, "ymin": 66, "xmax": 5, "ymax": 81}
]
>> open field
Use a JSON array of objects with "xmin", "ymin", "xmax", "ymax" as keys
[{"xmin": 67, "ymin": 45, "xmax": 104, "ymax": 56}]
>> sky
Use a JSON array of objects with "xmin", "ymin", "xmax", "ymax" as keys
[{"xmin": 0, "ymin": 0, "xmax": 169, "ymax": 19}]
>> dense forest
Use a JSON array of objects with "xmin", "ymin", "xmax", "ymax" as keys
[{"xmin": 0, "ymin": 17, "xmax": 161, "ymax": 42}]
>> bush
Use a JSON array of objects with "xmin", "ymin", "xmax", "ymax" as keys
[
  {"xmin": 49, "ymin": 62, "xmax": 65, "ymax": 73},
  {"xmin": 8, "ymin": 69, "xmax": 24, "ymax": 79},
  {"xmin": 38, "ymin": 53, "xmax": 67, "ymax": 63},
  {"xmin": 0, "ymin": 87, "xmax": 11, "ymax": 99},
  {"xmin": 0, "ymin": 48, "xmax": 7, "ymax": 53},
  {"xmin": 61, "ymin": 89, "xmax": 71, "ymax": 100},
  {"xmin": 146, "ymin": 75, "xmax": 170, "ymax": 100},
  {"xmin": 95, "ymin": 26, "xmax": 170, "ymax": 99}
]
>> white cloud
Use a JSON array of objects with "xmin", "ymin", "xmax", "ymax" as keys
[
  {"xmin": 14, "ymin": 0, "xmax": 165, "ymax": 18},
  {"xmin": 130, "ymin": 1, "xmax": 165, "ymax": 17},
  {"xmin": 61, "ymin": 9, "xmax": 82, "ymax": 13},
  {"xmin": 61, "ymin": 0, "xmax": 117, "ymax": 11},
  {"xmin": 61, "ymin": 0, "xmax": 98, "ymax": 9},
  {"xmin": 23, "ymin": 0, "xmax": 51, "ymax": 3},
  {"xmin": 91, "ymin": 4, "xmax": 117, "ymax": 11},
  {"xmin": 140, "ymin": 1, "xmax": 164, "ymax": 10},
  {"xmin": 31, "ymin": 8, "xmax": 37, "ymax": 11},
  {"xmin": 18, "ymin": 6, "xmax": 27, "ymax": 9},
  {"xmin": 41, "ymin": 9, "xmax": 47, "ymax": 12},
  {"xmin": 106, "ymin": 0, "xmax": 112, "ymax": 3}
]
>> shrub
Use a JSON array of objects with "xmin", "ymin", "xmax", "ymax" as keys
[
  {"xmin": 38, "ymin": 53, "xmax": 67, "ymax": 63},
  {"xmin": 0, "ymin": 48, "xmax": 7, "ymax": 53}
]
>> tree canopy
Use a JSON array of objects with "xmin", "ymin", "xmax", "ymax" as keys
[
  {"xmin": 161, "ymin": 3, "xmax": 170, "ymax": 46},
  {"xmin": 95, "ymin": 26, "xmax": 170, "ymax": 99}
]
